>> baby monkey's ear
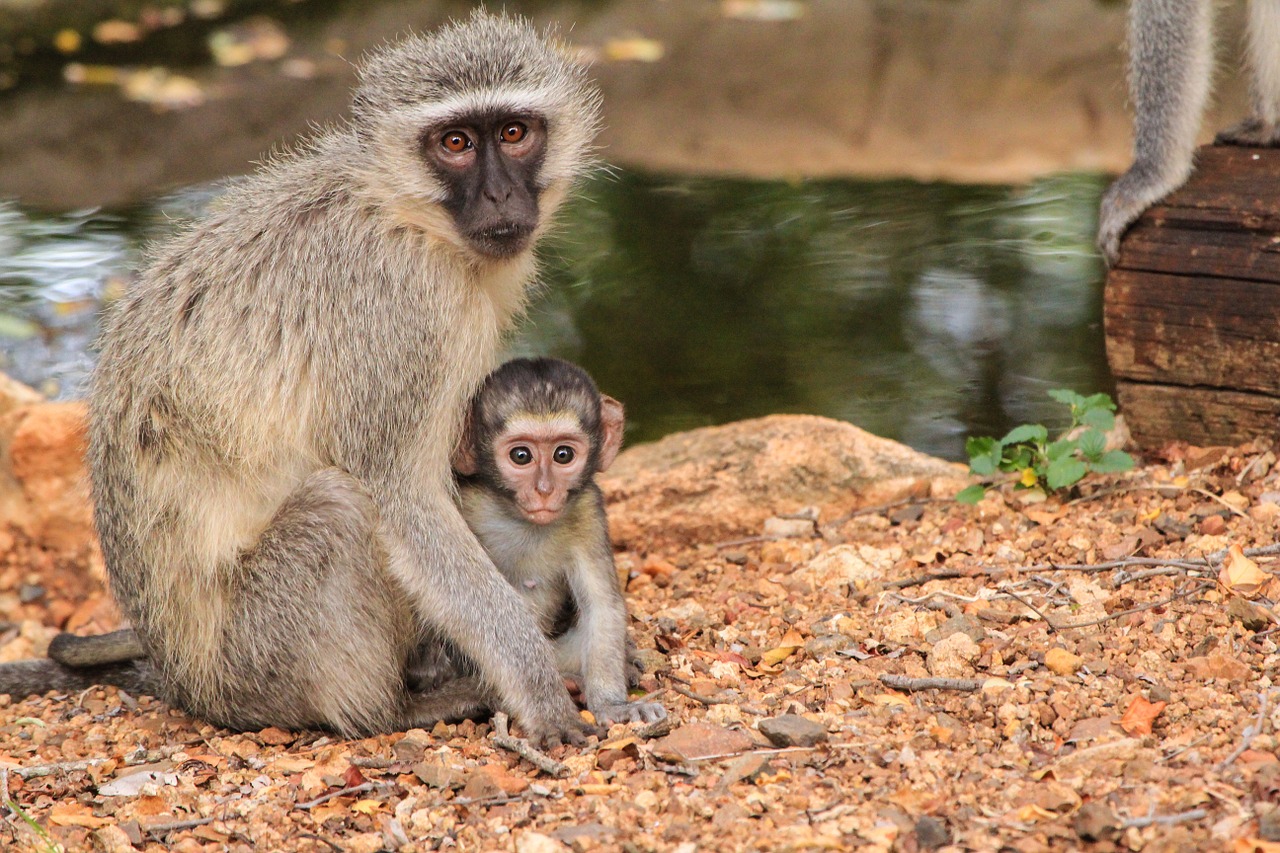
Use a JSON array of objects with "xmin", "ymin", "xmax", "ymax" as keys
[
  {"xmin": 597, "ymin": 395, "xmax": 625, "ymax": 473},
  {"xmin": 453, "ymin": 407, "xmax": 480, "ymax": 476}
]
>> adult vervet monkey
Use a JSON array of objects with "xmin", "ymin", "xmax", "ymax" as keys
[
  {"xmin": 0, "ymin": 12, "xmax": 603, "ymax": 747},
  {"xmin": 1098, "ymin": 0, "xmax": 1280, "ymax": 263}
]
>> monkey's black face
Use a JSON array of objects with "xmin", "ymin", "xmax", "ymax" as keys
[{"xmin": 422, "ymin": 113, "xmax": 546, "ymax": 259}]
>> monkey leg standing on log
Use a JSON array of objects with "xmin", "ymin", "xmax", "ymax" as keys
[{"xmin": 1098, "ymin": 0, "xmax": 1280, "ymax": 264}]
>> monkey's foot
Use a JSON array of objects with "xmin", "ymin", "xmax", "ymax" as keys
[
  {"xmin": 593, "ymin": 700, "xmax": 668, "ymax": 725},
  {"xmin": 1215, "ymin": 118, "xmax": 1280, "ymax": 147}
]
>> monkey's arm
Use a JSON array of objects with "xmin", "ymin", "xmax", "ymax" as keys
[
  {"xmin": 379, "ymin": 490, "xmax": 595, "ymax": 746},
  {"xmin": 48, "ymin": 629, "xmax": 144, "ymax": 667},
  {"xmin": 562, "ymin": 523, "xmax": 665, "ymax": 725},
  {"xmin": 1098, "ymin": 0, "xmax": 1214, "ymax": 265}
]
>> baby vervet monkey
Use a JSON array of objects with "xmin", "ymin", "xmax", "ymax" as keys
[
  {"xmin": 1098, "ymin": 0, "xmax": 1280, "ymax": 264},
  {"xmin": 452, "ymin": 357, "xmax": 666, "ymax": 725}
]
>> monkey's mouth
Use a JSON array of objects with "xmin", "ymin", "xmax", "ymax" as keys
[
  {"xmin": 522, "ymin": 509, "xmax": 561, "ymax": 525},
  {"xmin": 468, "ymin": 222, "xmax": 534, "ymax": 258}
]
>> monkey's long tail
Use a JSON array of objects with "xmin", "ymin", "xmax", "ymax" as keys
[{"xmin": 0, "ymin": 658, "xmax": 156, "ymax": 699}]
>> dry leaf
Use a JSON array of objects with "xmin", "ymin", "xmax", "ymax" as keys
[
  {"xmin": 1219, "ymin": 545, "xmax": 1272, "ymax": 598},
  {"xmin": 870, "ymin": 693, "xmax": 911, "ymax": 708},
  {"xmin": 49, "ymin": 802, "xmax": 110, "ymax": 828},
  {"xmin": 980, "ymin": 677, "xmax": 1016, "ymax": 692},
  {"xmin": 1234, "ymin": 839, "xmax": 1280, "ymax": 853},
  {"xmin": 1119, "ymin": 696, "xmax": 1166, "ymax": 735},
  {"xmin": 350, "ymin": 799, "xmax": 383, "ymax": 816}
]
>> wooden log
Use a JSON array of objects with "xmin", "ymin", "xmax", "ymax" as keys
[{"xmin": 1105, "ymin": 144, "xmax": 1280, "ymax": 447}]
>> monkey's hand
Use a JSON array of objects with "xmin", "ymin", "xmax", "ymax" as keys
[
  {"xmin": 591, "ymin": 700, "xmax": 667, "ymax": 725},
  {"xmin": 1215, "ymin": 117, "xmax": 1280, "ymax": 147}
]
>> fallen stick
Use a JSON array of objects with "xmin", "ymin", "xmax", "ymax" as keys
[
  {"xmin": 1121, "ymin": 808, "xmax": 1207, "ymax": 829},
  {"xmin": 1216, "ymin": 689, "xmax": 1272, "ymax": 772},
  {"xmin": 6, "ymin": 758, "xmax": 107, "ymax": 780},
  {"xmin": 145, "ymin": 816, "xmax": 217, "ymax": 835},
  {"xmin": 492, "ymin": 713, "xmax": 569, "ymax": 778},
  {"xmin": 878, "ymin": 674, "xmax": 982, "ymax": 692},
  {"xmin": 294, "ymin": 781, "xmax": 386, "ymax": 810}
]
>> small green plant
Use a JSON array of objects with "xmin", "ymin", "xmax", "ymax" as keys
[{"xmin": 957, "ymin": 389, "xmax": 1134, "ymax": 504}]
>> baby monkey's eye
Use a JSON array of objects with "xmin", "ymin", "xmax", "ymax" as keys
[
  {"xmin": 552, "ymin": 446, "xmax": 575, "ymax": 464},
  {"xmin": 509, "ymin": 446, "xmax": 533, "ymax": 465}
]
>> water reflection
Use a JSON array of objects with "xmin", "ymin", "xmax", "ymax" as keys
[{"xmin": 0, "ymin": 170, "xmax": 1110, "ymax": 461}]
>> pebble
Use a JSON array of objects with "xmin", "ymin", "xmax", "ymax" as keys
[
  {"xmin": 915, "ymin": 815, "xmax": 951, "ymax": 850},
  {"xmin": 758, "ymin": 714, "xmax": 828, "ymax": 747},
  {"xmin": 1073, "ymin": 801, "xmax": 1120, "ymax": 842}
]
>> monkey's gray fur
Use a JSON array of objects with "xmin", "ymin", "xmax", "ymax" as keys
[
  {"xmin": 1099, "ymin": 0, "xmax": 1280, "ymax": 263},
  {"xmin": 455, "ymin": 358, "xmax": 666, "ymax": 725},
  {"xmin": 2, "ymin": 12, "xmax": 603, "ymax": 746}
]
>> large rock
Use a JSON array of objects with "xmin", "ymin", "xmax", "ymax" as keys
[
  {"xmin": 0, "ymin": 382, "xmax": 96, "ymax": 555},
  {"xmin": 601, "ymin": 414, "xmax": 964, "ymax": 549}
]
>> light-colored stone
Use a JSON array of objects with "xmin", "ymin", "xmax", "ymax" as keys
[
  {"xmin": 927, "ymin": 631, "xmax": 981, "ymax": 678},
  {"xmin": 1045, "ymin": 647, "xmax": 1085, "ymax": 676}
]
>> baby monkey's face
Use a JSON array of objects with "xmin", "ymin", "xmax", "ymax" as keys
[{"xmin": 493, "ymin": 413, "xmax": 592, "ymax": 524}]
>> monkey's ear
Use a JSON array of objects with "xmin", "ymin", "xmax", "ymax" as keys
[
  {"xmin": 597, "ymin": 395, "xmax": 625, "ymax": 472},
  {"xmin": 452, "ymin": 409, "xmax": 480, "ymax": 476}
]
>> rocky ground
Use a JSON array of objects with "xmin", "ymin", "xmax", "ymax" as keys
[{"xmin": 1, "ymin": 385, "xmax": 1280, "ymax": 852}]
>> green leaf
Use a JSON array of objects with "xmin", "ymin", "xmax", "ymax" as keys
[
  {"xmin": 1080, "ymin": 393, "xmax": 1116, "ymax": 413},
  {"xmin": 956, "ymin": 484, "xmax": 987, "ymax": 504},
  {"xmin": 1047, "ymin": 388, "xmax": 1083, "ymax": 407},
  {"xmin": 1046, "ymin": 438, "xmax": 1076, "ymax": 461},
  {"xmin": 1001, "ymin": 423, "xmax": 1048, "ymax": 445},
  {"xmin": 966, "ymin": 436, "xmax": 1002, "ymax": 476},
  {"xmin": 1089, "ymin": 449, "xmax": 1135, "ymax": 473},
  {"xmin": 1080, "ymin": 407, "xmax": 1115, "ymax": 432},
  {"xmin": 1003, "ymin": 445, "xmax": 1035, "ymax": 471},
  {"xmin": 1077, "ymin": 428, "xmax": 1106, "ymax": 460},
  {"xmin": 1046, "ymin": 457, "xmax": 1087, "ymax": 490}
]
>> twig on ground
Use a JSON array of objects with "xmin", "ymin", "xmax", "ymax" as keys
[
  {"xmin": 1216, "ymin": 690, "xmax": 1273, "ymax": 772},
  {"xmin": 348, "ymin": 756, "xmax": 396, "ymax": 770},
  {"xmin": 685, "ymin": 746, "xmax": 818, "ymax": 763},
  {"xmin": 1, "ymin": 767, "xmax": 9, "ymax": 815},
  {"xmin": 878, "ymin": 674, "xmax": 983, "ymax": 692},
  {"xmin": 1191, "ymin": 488, "xmax": 1248, "ymax": 518},
  {"xmin": 295, "ymin": 781, "xmax": 385, "ymax": 810},
  {"xmin": 1050, "ymin": 582, "xmax": 1212, "ymax": 630},
  {"xmin": 879, "ymin": 569, "xmax": 967, "ymax": 592},
  {"xmin": 714, "ymin": 535, "xmax": 769, "ymax": 550},
  {"xmin": 635, "ymin": 716, "xmax": 675, "ymax": 740},
  {"xmin": 491, "ymin": 712, "xmax": 569, "ymax": 778},
  {"xmin": 145, "ymin": 816, "xmax": 217, "ymax": 836},
  {"xmin": 294, "ymin": 833, "xmax": 344, "ymax": 853},
  {"xmin": 6, "ymin": 758, "xmax": 107, "ymax": 780},
  {"xmin": 670, "ymin": 683, "xmax": 732, "ymax": 706},
  {"xmin": 1160, "ymin": 734, "xmax": 1211, "ymax": 764},
  {"xmin": 448, "ymin": 793, "xmax": 528, "ymax": 808},
  {"xmin": 1120, "ymin": 808, "xmax": 1207, "ymax": 830},
  {"xmin": 998, "ymin": 588, "xmax": 1059, "ymax": 634}
]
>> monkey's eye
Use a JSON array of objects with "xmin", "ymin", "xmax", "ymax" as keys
[
  {"xmin": 441, "ymin": 131, "xmax": 473, "ymax": 153},
  {"xmin": 553, "ymin": 446, "xmax": 575, "ymax": 464},
  {"xmin": 509, "ymin": 446, "xmax": 533, "ymax": 466},
  {"xmin": 500, "ymin": 122, "xmax": 527, "ymax": 144}
]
